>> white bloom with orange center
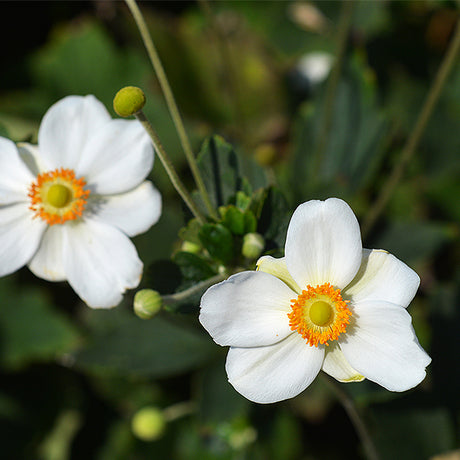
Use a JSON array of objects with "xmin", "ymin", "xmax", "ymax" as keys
[
  {"xmin": 0, "ymin": 95, "xmax": 161, "ymax": 308},
  {"xmin": 199, "ymin": 198, "xmax": 431, "ymax": 403}
]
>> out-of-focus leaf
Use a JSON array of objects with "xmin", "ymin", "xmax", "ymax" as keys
[
  {"xmin": 372, "ymin": 408, "xmax": 455, "ymax": 460},
  {"xmin": 287, "ymin": 54, "xmax": 389, "ymax": 198},
  {"xmin": 74, "ymin": 308, "xmax": 217, "ymax": 379},
  {"xmin": 0, "ymin": 279, "xmax": 79, "ymax": 369},
  {"xmin": 197, "ymin": 360, "xmax": 249, "ymax": 424},
  {"xmin": 173, "ymin": 251, "xmax": 217, "ymax": 282},
  {"xmin": 373, "ymin": 221, "xmax": 455, "ymax": 264},
  {"xmin": 198, "ymin": 223, "xmax": 234, "ymax": 264}
]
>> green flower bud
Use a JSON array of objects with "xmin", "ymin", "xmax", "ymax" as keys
[
  {"xmin": 131, "ymin": 406, "xmax": 166, "ymax": 441},
  {"xmin": 181, "ymin": 240, "xmax": 201, "ymax": 254},
  {"xmin": 134, "ymin": 289, "xmax": 162, "ymax": 319},
  {"xmin": 113, "ymin": 86, "xmax": 146, "ymax": 117},
  {"xmin": 242, "ymin": 233, "xmax": 265, "ymax": 259}
]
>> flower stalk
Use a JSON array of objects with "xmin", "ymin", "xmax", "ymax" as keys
[
  {"xmin": 362, "ymin": 18, "xmax": 460, "ymax": 237},
  {"xmin": 124, "ymin": 0, "xmax": 218, "ymax": 220},
  {"xmin": 135, "ymin": 110, "xmax": 206, "ymax": 223}
]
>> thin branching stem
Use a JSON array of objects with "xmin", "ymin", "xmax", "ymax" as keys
[
  {"xmin": 162, "ymin": 272, "xmax": 227, "ymax": 308},
  {"xmin": 136, "ymin": 110, "xmax": 205, "ymax": 223},
  {"xmin": 321, "ymin": 375, "xmax": 380, "ymax": 460},
  {"xmin": 125, "ymin": 0, "xmax": 217, "ymax": 220},
  {"xmin": 362, "ymin": 19, "xmax": 460, "ymax": 237},
  {"xmin": 311, "ymin": 0, "xmax": 355, "ymax": 182}
]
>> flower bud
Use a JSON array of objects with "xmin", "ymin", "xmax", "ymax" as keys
[
  {"xmin": 113, "ymin": 86, "xmax": 146, "ymax": 117},
  {"xmin": 181, "ymin": 240, "xmax": 201, "ymax": 254},
  {"xmin": 131, "ymin": 406, "xmax": 166, "ymax": 441},
  {"xmin": 242, "ymin": 233, "xmax": 265, "ymax": 259},
  {"xmin": 134, "ymin": 289, "xmax": 162, "ymax": 319}
]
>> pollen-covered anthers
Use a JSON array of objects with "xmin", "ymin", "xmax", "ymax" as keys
[
  {"xmin": 28, "ymin": 168, "xmax": 90, "ymax": 225},
  {"xmin": 287, "ymin": 282, "xmax": 352, "ymax": 347}
]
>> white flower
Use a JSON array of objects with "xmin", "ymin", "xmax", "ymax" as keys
[
  {"xmin": 199, "ymin": 198, "xmax": 431, "ymax": 404},
  {"xmin": 0, "ymin": 95, "xmax": 161, "ymax": 308}
]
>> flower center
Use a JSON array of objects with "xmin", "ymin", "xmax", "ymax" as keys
[
  {"xmin": 287, "ymin": 283, "xmax": 351, "ymax": 347},
  {"xmin": 28, "ymin": 168, "xmax": 90, "ymax": 225}
]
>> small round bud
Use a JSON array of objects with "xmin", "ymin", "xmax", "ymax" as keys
[
  {"xmin": 113, "ymin": 86, "xmax": 146, "ymax": 117},
  {"xmin": 131, "ymin": 406, "xmax": 166, "ymax": 441},
  {"xmin": 134, "ymin": 289, "xmax": 162, "ymax": 319},
  {"xmin": 242, "ymin": 233, "xmax": 265, "ymax": 259},
  {"xmin": 181, "ymin": 240, "xmax": 201, "ymax": 254}
]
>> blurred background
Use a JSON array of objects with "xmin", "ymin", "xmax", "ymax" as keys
[{"xmin": 0, "ymin": 1, "xmax": 459, "ymax": 459}]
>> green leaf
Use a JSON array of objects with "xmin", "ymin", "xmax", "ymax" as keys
[
  {"xmin": 197, "ymin": 135, "xmax": 266, "ymax": 209},
  {"xmin": 0, "ymin": 279, "xmax": 79, "ymax": 369},
  {"xmin": 75, "ymin": 308, "xmax": 217, "ymax": 378},
  {"xmin": 257, "ymin": 187, "xmax": 291, "ymax": 248},
  {"xmin": 373, "ymin": 221, "xmax": 455, "ymax": 264},
  {"xmin": 173, "ymin": 251, "xmax": 217, "ymax": 281},
  {"xmin": 221, "ymin": 206, "xmax": 246, "ymax": 235},
  {"xmin": 199, "ymin": 223, "xmax": 234, "ymax": 264}
]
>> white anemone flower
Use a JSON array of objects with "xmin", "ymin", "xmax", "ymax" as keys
[
  {"xmin": 200, "ymin": 198, "xmax": 431, "ymax": 404},
  {"xmin": 0, "ymin": 95, "xmax": 161, "ymax": 308}
]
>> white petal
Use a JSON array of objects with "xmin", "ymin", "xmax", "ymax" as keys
[
  {"xmin": 0, "ymin": 137, "xmax": 35, "ymax": 204},
  {"xmin": 199, "ymin": 271, "xmax": 295, "ymax": 348},
  {"xmin": 226, "ymin": 334, "xmax": 324, "ymax": 404},
  {"xmin": 90, "ymin": 181, "xmax": 161, "ymax": 237},
  {"xmin": 38, "ymin": 95, "xmax": 111, "ymax": 170},
  {"xmin": 322, "ymin": 343, "xmax": 364, "ymax": 382},
  {"xmin": 344, "ymin": 249, "xmax": 420, "ymax": 308},
  {"xmin": 17, "ymin": 143, "xmax": 44, "ymax": 176},
  {"xmin": 62, "ymin": 219, "xmax": 143, "ymax": 308},
  {"xmin": 340, "ymin": 301, "xmax": 431, "ymax": 392},
  {"xmin": 256, "ymin": 255, "xmax": 301, "ymax": 293},
  {"xmin": 28, "ymin": 225, "xmax": 66, "ymax": 281},
  {"xmin": 285, "ymin": 198, "xmax": 362, "ymax": 289},
  {"xmin": 0, "ymin": 203, "xmax": 46, "ymax": 276},
  {"xmin": 76, "ymin": 119, "xmax": 153, "ymax": 195}
]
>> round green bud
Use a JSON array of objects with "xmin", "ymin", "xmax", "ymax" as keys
[
  {"xmin": 113, "ymin": 86, "xmax": 146, "ymax": 117},
  {"xmin": 181, "ymin": 240, "xmax": 201, "ymax": 254},
  {"xmin": 131, "ymin": 406, "xmax": 166, "ymax": 442},
  {"xmin": 134, "ymin": 289, "xmax": 162, "ymax": 320},
  {"xmin": 242, "ymin": 233, "xmax": 265, "ymax": 259}
]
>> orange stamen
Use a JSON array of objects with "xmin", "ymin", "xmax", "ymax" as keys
[
  {"xmin": 28, "ymin": 168, "xmax": 90, "ymax": 225},
  {"xmin": 287, "ymin": 282, "xmax": 351, "ymax": 347}
]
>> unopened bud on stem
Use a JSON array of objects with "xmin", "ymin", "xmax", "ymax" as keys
[
  {"xmin": 134, "ymin": 289, "xmax": 162, "ymax": 319},
  {"xmin": 113, "ymin": 86, "xmax": 146, "ymax": 117}
]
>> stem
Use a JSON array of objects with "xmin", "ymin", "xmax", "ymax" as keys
[
  {"xmin": 163, "ymin": 401, "xmax": 196, "ymax": 422},
  {"xmin": 322, "ymin": 375, "xmax": 380, "ymax": 460},
  {"xmin": 125, "ymin": 0, "xmax": 217, "ymax": 220},
  {"xmin": 162, "ymin": 272, "xmax": 226, "ymax": 308},
  {"xmin": 136, "ymin": 110, "xmax": 205, "ymax": 223},
  {"xmin": 362, "ymin": 19, "xmax": 460, "ymax": 237},
  {"xmin": 311, "ymin": 0, "xmax": 355, "ymax": 182}
]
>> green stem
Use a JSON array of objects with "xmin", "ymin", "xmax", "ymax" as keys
[
  {"xmin": 136, "ymin": 110, "xmax": 205, "ymax": 223},
  {"xmin": 311, "ymin": 0, "xmax": 355, "ymax": 183},
  {"xmin": 163, "ymin": 401, "xmax": 196, "ymax": 422},
  {"xmin": 322, "ymin": 375, "xmax": 380, "ymax": 460},
  {"xmin": 162, "ymin": 272, "xmax": 226, "ymax": 308},
  {"xmin": 362, "ymin": 19, "xmax": 460, "ymax": 237},
  {"xmin": 125, "ymin": 0, "xmax": 218, "ymax": 220}
]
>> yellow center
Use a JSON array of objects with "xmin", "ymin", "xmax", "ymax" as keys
[
  {"xmin": 287, "ymin": 283, "xmax": 351, "ymax": 347},
  {"xmin": 309, "ymin": 301, "xmax": 332, "ymax": 326},
  {"xmin": 28, "ymin": 168, "xmax": 90, "ymax": 225},
  {"xmin": 46, "ymin": 184, "xmax": 72, "ymax": 208}
]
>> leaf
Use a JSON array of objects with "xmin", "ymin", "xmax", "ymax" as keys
[
  {"xmin": 198, "ymin": 223, "xmax": 234, "ymax": 264},
  {"xmin": 173, "ymin": 251, "xmax": 217, "ymax": 281},
  {"xmin": 74, "ymin": 308, "xmax": 217, "ymax": 379},
  {"xmin": 373, "ymin": 221, "xmax": 455, "ymax": 264},
  {"xmin": 0, "ymin": 279, "xmax": 79, "ymax": 369},
  {"xmin": 197, "ymin": 135, "xmax": 266, "ymax": 209}
]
